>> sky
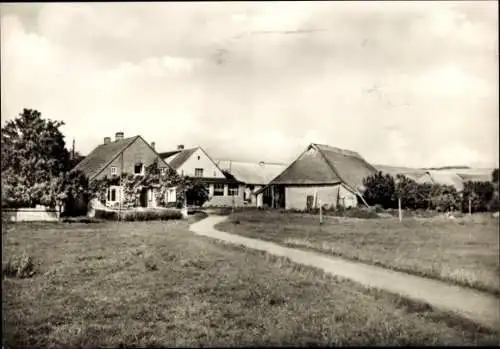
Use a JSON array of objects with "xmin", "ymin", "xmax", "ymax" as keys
[{"xmin": 1, "ymin": 1, "xmax": 498, "ymax": 168}]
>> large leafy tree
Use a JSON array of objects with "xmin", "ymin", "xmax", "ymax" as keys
[{"xmin": 1, "ymin": 109, "xmax": 73, "ymax": 208}]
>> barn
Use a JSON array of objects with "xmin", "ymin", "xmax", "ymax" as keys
[{"xmin": 255, "ymin": 143, "xmax": 378, "ymax": 210}]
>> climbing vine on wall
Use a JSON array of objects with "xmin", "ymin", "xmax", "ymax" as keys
[{"xmin": 89, "ymin": 160, "xmax": 208, "ymax": 208}]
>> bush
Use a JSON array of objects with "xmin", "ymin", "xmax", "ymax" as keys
[
  {"xmin": 95, "ymin": 208, "xmax": 183, "ymax": 221},
  {"xmin": 94, "ymin": 209, "xmax": 119, "ymax": 221},
  {"xmin": 61, "ymin": 216, "xmax": 103, "ymax": 224},
  {"xmin": 3, "ymin": 253, "xmax": 39, "ymax": 278},
  {"xmin": 124, "ymin": 209, "xmax": 182, "ymax": 221},
  {"xmin": 329, "ymin": 206, "xmax": 379, "ymax": 219},
  {"xmin": 462, "ymin": 181, "xmax": 495, "ymax": 213},
  {"xmin": 362, "ymin": 172, "xmax": 397, "ymax": 209}
]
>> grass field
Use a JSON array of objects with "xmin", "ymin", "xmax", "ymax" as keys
[
  {"xmin": 3, "ymin": 218, "xmax": 498, "ymax": 347},
  {"xmin": 217, "ymin": 210, "xmax": 500, "ymax": 295}
]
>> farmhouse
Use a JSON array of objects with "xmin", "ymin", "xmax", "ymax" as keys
[
  {"xmin": 159, "ymin": 145, "xmax": 244, "ymax": 207},
  {"xmin": 255, "ymin": 143, "xmax": 378, "ymax": 210},
  {"xmin": 74, "ymin": 132, "xmax": 170, "ymax": 207},
  {"xmin": 216, "ymin": 160, "xmax": 287, "ymax": 207}
]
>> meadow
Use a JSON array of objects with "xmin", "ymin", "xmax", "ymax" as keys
[
  {"xmin": 3, "ymin": 215, "xmax": 498, "ymax": 347},
  {"xmin": 217, "ymin": 210, "xmax": 500, "ymax": 295}
]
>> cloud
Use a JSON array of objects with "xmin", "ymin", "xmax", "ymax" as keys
[{"xmin": 1, "ymin": 2, "xmax": 498, "ymax": 169}]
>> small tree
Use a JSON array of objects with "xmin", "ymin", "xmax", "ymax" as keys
[
  {"xmin": 362, "ymin": 172, "xmax": 396, "ymax": 209},
  {"xmin": 395, "ymin": 174, "xmax": 419, "ymax": 210},
  {"xmin": 462, "ymin": 181, "xmax": 494, "ymax": 213}
]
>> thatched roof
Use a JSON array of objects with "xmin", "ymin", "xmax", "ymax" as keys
[
  {"xmin": 268, "ymin": 143, "xmax": 377, "ymax": 192},
  {"xmin": 216, "ymin": 160, "xmax": 287, "ymax": 185},
  {"xmin": 417, "ymin": 171, "xmax": 465, "ymax": 191}
]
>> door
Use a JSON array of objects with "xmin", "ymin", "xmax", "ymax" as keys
[{"xmin": 139, "ymin": 188, "xmax": 148, "ymax": 207}]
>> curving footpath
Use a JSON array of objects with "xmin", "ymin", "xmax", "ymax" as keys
[{"xmin": 190, "ymin": 215, "xmax": 500, "ymax": 331}]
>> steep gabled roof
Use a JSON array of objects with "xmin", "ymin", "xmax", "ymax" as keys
[
  {"xmin": 161, "ymin": 148, "xmax": 199, "ymax": 170},
  {"xmin": 314, "ymin": 143, "xmax": 378, "ymax": 192},
  {"xmin": 269, "ymin": 143, "xmax": 377, "ymax": 190},
  {"xmin": 74, "ymin": 136, "xmax": 138, "ymax": 180},
  {"xmin": 159, "ymin": 147, "xmax": 231, "ymax": 181},
  {"xmin": 216, "ymin": 160, "xmax": 287, "ymax": 185}
]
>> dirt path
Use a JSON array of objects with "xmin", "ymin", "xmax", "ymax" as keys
[{"xmin": 190, "ymin": 215, "xmax": 500, "ymax": 331}]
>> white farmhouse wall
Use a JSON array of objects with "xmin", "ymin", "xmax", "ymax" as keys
[
  {"xmin": 203, "ymin": 184, "xmax": 245, "ymax": 207},
  {"xmin": 284, "ymin": 184, "xmax": 358, "ymax": 210},
  {"xmin": 2, "ymin": 207, "xmax": 60, "ymax": 222},
  {"xmin": 175, "ymin": 148, "xmax": 226, "ymax": 178}
]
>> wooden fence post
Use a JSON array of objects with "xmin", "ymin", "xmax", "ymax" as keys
[
  {"xmin": 319, "ymin": 199, "xmax": 323, "ymax": 225},
  {"xmin": 398, "ymin": 196, "xmax": 402, "ymax": 222}
]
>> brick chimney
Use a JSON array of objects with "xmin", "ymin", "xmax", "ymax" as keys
[
  {"xmin": 104, "ymin": 137, "xmax": 111, "ymax": 145},
  {"xmin": 115, "ymin": 132, "xmax": 124, "ymax": 142},
  {"xmin": 151, "ymin": 142, "xmax": 155, "ymax": 150},
  {"xmin": 177, "ymin": 144, "xmax": 184, "ymax": 150}
]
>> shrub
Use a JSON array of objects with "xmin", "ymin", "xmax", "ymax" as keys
[
  {"xmin": 462, "ymin": 181, "xmax": 495, "ymax": 213},
  {"xmin": 362, "ymin": 172, "xmax": 397, "ymax": 209},
  {"xmin": 330, "ymin": 206, "xmax": 379, "ymax": 219},
  {"xmin": 94, "ymin": 209, "xmax": 119, "ymax": 221},
  {"xmin": 61, "ymin": 216, "xmax": 103, "ymax": 224},
  {"xmin": 3, "ymin": 253, "xmax": 39, "ymax": 278}
]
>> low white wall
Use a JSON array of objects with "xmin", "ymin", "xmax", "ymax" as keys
[{"xmin": 2, "ymin": 206, "xmax": 60, "ymax": 222}]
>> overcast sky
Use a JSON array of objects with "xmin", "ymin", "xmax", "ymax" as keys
[{"xmin": 1, "ymin": 1, "xmax": 498, "ymax": 168}]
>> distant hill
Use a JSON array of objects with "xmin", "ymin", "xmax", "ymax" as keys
[{"xmin": 420, "ymin": 166, "xmax": 471, "ymax": 170}]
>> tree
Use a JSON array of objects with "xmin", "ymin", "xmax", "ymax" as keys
[
  {"xmin": 1, "ymin": 109, "xmax": 72, "ymax": 208},
  {"xmin": 362, "ymin": 172, "xmax": 396, "ymax": 209},
  {"xmin": 492, "ymin": 168, "xmax": 499, "ymax": 185},
  {"xmin": 395, "ymin": 174, "xmax": 419, "ymax": 209},
  {"xmin": 68, "ymin": 151, "xmax": 85, "ymax": 169},
  {"xmin": 462, "ymin": 180, "xmax": 494, "ymax": 213}
]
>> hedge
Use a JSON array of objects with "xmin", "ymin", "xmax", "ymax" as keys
[{"xmin": 94, "ymin": 208, "xmax": 183, "ymax": 221}]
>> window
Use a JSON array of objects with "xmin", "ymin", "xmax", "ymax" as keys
[
  {"xmin": 110, "ymin": 188, "xmax": 116, "ymax": 202},
  {"xmin": 195, "ymin": 168, "xmax": 203, "ymax": 177},
  {"xmin": 228, "ymin": 184, "xmax": 239, "ymax": 196},
  {"xmin": 160, "ymin": 167, "xmax": 167, "ymax": 176},
  {"xmin": 134, "ymin": 163, "xmax": 143, "ymax": 175},
  {"xmin": 166, "ymin": 188, "xmax": 176, "ymax": 203},
  {"xmin": 214, "ymin": 184, "xmax": 224, "ymax": 196},
  {"xmin": 111, "ymin": 166, "xmax": 117, "ymax": 175}
]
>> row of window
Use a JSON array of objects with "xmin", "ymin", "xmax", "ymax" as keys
[{"xmin": 213, "ymin": 184, "xmax": 239, "ymax": 196}]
